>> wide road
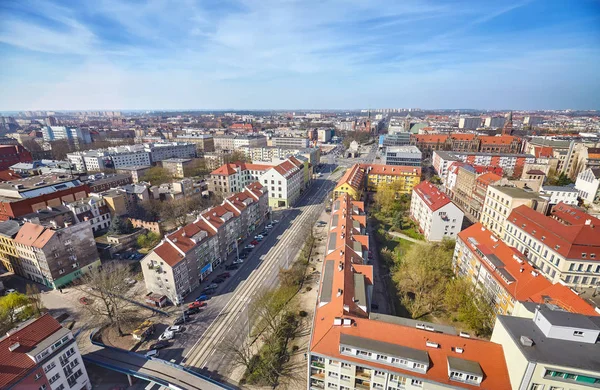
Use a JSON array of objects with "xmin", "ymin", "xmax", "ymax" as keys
[{"xmin": 182, "ymin": 164, "xmax": 342, "ymax": 382}]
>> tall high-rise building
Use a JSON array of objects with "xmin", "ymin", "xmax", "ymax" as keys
[{"xmin": 502, "ymin": 112, "xmax": 513, "ymax": 135}]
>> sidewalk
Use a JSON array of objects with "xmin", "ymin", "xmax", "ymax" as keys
[{"xmin": 388, "ymin": 231, "xmax": 426, "ymax": 244}]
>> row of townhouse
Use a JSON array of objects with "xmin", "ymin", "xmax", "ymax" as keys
[
  {"xmin": 309, "ymin": 194, "xmax": 514, "ymax": 390},
  {"xmin": 333, "ymin": 163, "xmax": 422, "ymax": 201},
  {"xmin": 311, "ymin": 194, "xmax": 600, "ymax": 390},
  {"xmin": 141, "ymin": 182, "xmax": 268, "ymax": 303},
  {"xmin": 209, "ymin": 156, "xmax": 309, "ymax": 208}
]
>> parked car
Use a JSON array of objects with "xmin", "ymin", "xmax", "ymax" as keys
[
  {"xmin": 207, "ymin": 283, "xmax": 218, "ymax": 289},
  {"xmin": 254, "ymin": 235, "xmax": 264, "ymax": 240},
  {"xmin": 167, "ymin": 325, "xmax": 182, "ymax": 332},
  {"xmin": 225, "ymin": 264, "xmax": 239, "ymax": 271},
  {"xmin": 185, "ymin": 307, "xmax": 200, "ymax": 316},
  {"xmin": 149, "ymin": 341, "xmax": 169, "ymax": 350},
  {"xmin": 250, "ymin": 240, "xmax": 259, "ymax": 245},
  {"xmin": 233, "ymin": 258, "xmax": 244, "ymax": 264},
  {"xmin": 193, "ymin": 295, "xmax": 208, "ymax": 303},
  {"xmin": 239, "ymin": 252, "xmax": 248, "ymax": 259},
  {"xmin": 217, "ymin": 272, "xmax": 231, "ymax": 279},
  {"xmin": 213, "ymin": 277, "xmax": 225, "ymax": 284},
  {"xmin": 158, "ymin": 331, "xmax": 174, "ymax": 341},
  {"xmin": 79, "ymin": 297, "xmax": 90, "ymax": 305},
  {"xmin": 260, "ymin": 230, "xmax": 269, "ymax": 236},
  {"xmin": 245, "ymin": 244, "xmax": 255, "ymax": 250},
  {"xmin": 173, "ymin": 316, "xmax": 188, "ymax": 325},
  {"xmin": 272, "ymin": 220, "xmax": 279, "ymax": 224},
  {"xmin": 265, "ymin": 224, "xmax": 273, "ymax": 229},
  {"xmin": 145, "ymin": 349, "xmax": 159, "ymax": 358}
]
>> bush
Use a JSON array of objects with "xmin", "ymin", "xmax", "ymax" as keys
[
  {"xmin": 298, "ymin": 310, "xmax": 308, "ymax": 317},
  {"xmin": 305, "ymin": 286, "xmax": 312, "ymax": 292},
  {"xmin": 292, "ymin": 345, "xmax": 299, "ymax": 352}
]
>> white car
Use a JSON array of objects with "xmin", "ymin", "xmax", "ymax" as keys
[
  {"xmin": 233, "ymin": 258, "xmax": 244, "ymax": 264},
  {"xmin": 159, "ymin": 331, "xmax": 174, "ymax": 341},
  {"xmin": 272, "ymin": 220, "xmax": 279, "ymax": 224},
  {"xmin": 254, "ymin": 235, "xmax": 264, "ymax": 240},
  {"xmin": 265, "ymin": 224, "xmax": 273, "ymax": 229},
  {"xmin": 145, "ymin": 349, "xmax": 159, "ymax": 358},
  {"xmin": 245, "ymin": 244, "xmax": 255, "ymax": 249},
  {"xmin": 167, "ymin": 325, "xmax": 182, "ymax": 333}
]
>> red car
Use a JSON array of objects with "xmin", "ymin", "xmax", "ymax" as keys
[
  {"xmin": 188, "ymin": 301, "xmax": 207, "ymax": 309},
  {"xmin": 250, "ymin": 240, "xmax": 259, "ymax": 245},
  {"xmin": 79, "ymin": 297, "xmax": 90, "ymax": 305}
]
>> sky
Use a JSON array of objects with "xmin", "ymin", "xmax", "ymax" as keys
[{"xmin": 0, "ymin": 0, "xmax": 599, "ymax": 111}]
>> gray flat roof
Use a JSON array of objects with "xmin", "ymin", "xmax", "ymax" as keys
[
  {"xmin": 0, "ymin": 220, "xmax": 21, "ymax": 237},
  {"xmin": 447, "ymin": 356, "xmax": 483, "ymax": 377},
  {"xmin": 327, "ymin": 233, "xmax": 338, "ymax": 253},
  {"xmin": 353, "ymin": 274, "xmax": 367, "ymax": 308},
  {"xmin": 486, "ymin": 253, "xmax": 505, "ymax": 269},
  {"xmin": 340, "ymin": 333, "xmax": 429, "ymax": 365},
  {"xmin": 497, "ymin": 315, "xmax": 600, "ymax": 371},
  {"xmin": 491, "ymin": 185, "xmax": 545, "ymax": 199},
  {"xmin": 370, "ymin": 313, "xmax": 458, "ymax": 335},
  {"xmin": 320, "ymin": 261, "xmax": 334, "ymax": 304},
  {"xmin": 542, "ymin": 186, "xmax": 578, "ymax": 192},
  {"xmin": 538, "ymin": 305, "xmax": 600, "ymax": 330}
]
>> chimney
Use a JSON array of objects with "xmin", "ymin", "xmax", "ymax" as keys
[
  {"xmin": 585, "ymin": 219, "xmax": 592, "ymax": 225},
  {"xmin": 9, "ymin": 342, "xmax": 20, "ymax": 352}
]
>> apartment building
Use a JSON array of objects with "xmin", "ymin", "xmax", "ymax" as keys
[
  {"xmin": 362, "ymin": 164, "xmax": 421, "ymax": 194},
  {"xmin": 161, "ymin": 158, "xmax": 193, "ymax": 178},
  {"xmin": 259, "ymin": 157, "xmax": 304, "ymax": 208},
  {"xmin": 240, "ymin": 146, "xmax": 321, "ymax": 167},
  {"xmin": 116, "ymin": 165, "xmax": 152, "ymax": 183},
  {"xmin": 13, "ymin": 220, "xmax": 100, "ymax": 289},
  {"xmin": 64, "ymin": 195, "xmax": 112, "ymax": 233},
  {"xmin": 477, "ymin": 136, "xmax": 521, "ymax": 154},
  {"xmin": 480, "ymin": 185, "xmax": 549, "ymax": 237},
  {"xmin": 67, "ymin": 148, "xmax": 151, "ymax": 172},
  {"xmin": 333, "ymin": 164, "xmax": 366, "ymax": 200},
  {"xmin": 539, "ymin": 185, "xmax": 579, "ymax": 206},
  {"xmin": 524, "ymin": 138, "xmax": 580, "ymax": 177},
  {"xmin": 382, "ymin": 146, "xmax": 422, "ymax": 167},
  {"xmin": 433, "ymin": 150, "xmax": 535, "ymax": 178},
  {"xmin": 213, "ymin": 134, "xmax": 267, "ymax": 150},
  {"xmin": 271, "ymin": 137, "xmax": 310, "ymax": 148},
  {"xmin": 42, "ymin": 125, "xmax": 92, "ymax": 144},
  {"xmin": 0, "ymin": 314, "xmax": 91, "ymax": 390},
  {"xmin": 145, "ymin": 142, "xmax": 196, "ymax": 162},
  {"xmin": 86, "ymin": 173, "xmax": 133, "ymax": 193},
  {"xmin": 209, "ymin": 162, "xmax": 272, "ymax": 197},
  {"xmin": 491, "ymin": 306, "xmax": 600, "ymax": 390},
  {"xmin": 141, "ymin": 183, "xmax": 267, "ymax": 302},
  {"xmin": 503, "ymin": 203, "xmax": 600, "ymax": 289},
  {"xmin": 458, "ymin": 117, "xmax": 481, "ymax": 129},
  {"xmin": 410, "ymin": 181, "xmax": 464, "ymax": 242},
  {"xmin": 0, "ymin": 145, "xmax": 33, "ymax": 171},
  {"xmin": 575, "ymin": 167, "xmax": 600, "ymax": 205},
  {"xmin": 454, "ymin": 223, "xmax": 597, "ymax": 316},
  {"xmin": 175, "ymin": 132, "xmax": 215, "ymax": 153},
  {"xmin": 0, "ymin": 220, "xmax": 20, "ymax": 273},
  {"xmin": 309, "ymin": 194, "xmax": 511, "ymax": 390},
  {"xmin": 0, "ymin": 175, "xmax": 89, "ymax": 221}
]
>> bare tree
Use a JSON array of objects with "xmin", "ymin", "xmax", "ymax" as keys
[
  {"xmin": 25, "ymin": 284, "xmax": 44, "ymax": 317},
  {"xmin": 75, "ymin": 262, "xmax": 135, "ymax": 336}
]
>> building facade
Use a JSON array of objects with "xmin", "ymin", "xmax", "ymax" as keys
[
  {"xmin": 271, "ymin": 137, "xmax": 310, "ymax": 148},
  {"xmin": 259, "ymin": 157, "xmax": 304, "ymax": 208},
  {"xmin": 0, "ymin": 314, "xmax": 91, "ymax": 390},
  {"xmin": 382, "ymin": 146, "xmax": 422, "ymax": 167},
  {"xmin": 575, "ymin": 167, "xmax": 600, "ymax": 205},
  {"xmin": 410, "ymin": 181, "xmax": 464, "ymax": 242},
  {"xmin": 42, "ymin": 126, "xmax": 92, "ymax": 144},
  {"xmin": 65, "ymin": 195, "xmax": 112, "ymax": 233}
]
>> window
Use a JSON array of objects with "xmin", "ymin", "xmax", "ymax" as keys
[
  {"xmin": 374, "ymin": 370, "xmax": 385, "ymax": 377},
  {"xmin": 341, "ymin": 362, "xmax": 352, "ymax": 368},
  {"xmin": 411, "ymin": 379, "xmax": 423, "ymax": 387},
  {"xmin": 530, "ymin": 384, "xmax": 544, "ymax": 390},
  {"xmin": 573, "ymin": 330, "xmax": 584, "ymax": 337},
  {"xmin": 39, "ymin": 386, "xmax": 47, "ymax": 390}
]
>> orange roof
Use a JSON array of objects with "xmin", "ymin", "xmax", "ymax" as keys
[
  {"xmin": 412, "ymin": 180, "xmax": 451, "ymax": 211},
  {"xmin": 508, "ymin": 205, "xmax": 600, "ymax": 260},
  {"xmin": 310, "ymin": 196, "xmax": 512, "ymax": 389},
  {"xmin": 0, "ymin": 314, "xmax": 63, "ymax": 388},
  {"xmin": 14, "ymin": 222, "xmax": 49, "ymax": 248},
  {"xmin": 210, "ymin": 163, "xmax": 238, "ymax": 176},
  {"xmin": 478, "ymin": 135, "xmax": 518, "ymax": 145},
  {"xmin": 413, "ymin": 134, "xmax": 449, "ymax": 143},
  {"xmin": 336, "ymin": 164, "xmax": 365, "ymax": 191},
  {"xmin": 359, "ymin": 163, "xmax": 421, "ymax": 176},
  {"xmin": 450, "ymin": 133, "xmax": 476, "ymax": 141},
  {"xmin": 476, "ymin": 172, "xmax": 502, "ymax": 186},
  {"xmin": 534, "ymin": 146, "xmax": 554, "ymax": 158},
  {"xmin": 458, "ymin": 223, "xmax": 597, "ymax": 315}
]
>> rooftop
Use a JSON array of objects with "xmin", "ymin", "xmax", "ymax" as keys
[
  {"xmin": 412, "ymin": 180, "xmax": 452, "ymax": 211},
  {"xmin": 490, "ymin": 185, "xmax": 546, "ymax": 200}
]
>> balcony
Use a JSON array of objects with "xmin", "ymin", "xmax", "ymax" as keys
[
  {"xmin": 309, "ymin": 380, "xmax": 325, "ymax": 390},
  {"xmin": 356, "ymin": 369, "xmax": 372, "ymax": 381},
  {"xmin": 311, "ymin": 361, "xmax": 325, "ymax": 369},
  {"xmin": 310, "ymin": 370, "xmax": 325, "ymax": 381},
  {"xmin": 355, "ymin": 380, "xmax": 371, "ymax": 390}
]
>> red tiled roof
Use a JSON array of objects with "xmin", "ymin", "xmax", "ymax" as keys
[
  {"xmin": 359, "ymin": 163, "xmax": 421, "ymax": 176},
  {"xmin": 508, "ymin": 205, "xmax": 600, "ymax": 260},
  {"xmin": 0, "ymin": 314, "xmax": 63, "ymax": 388},
  {"xmin": 0, "ymin": 170, "xmax": 21, "ymax": 182},
  {"xmin": 534, "ymin": 146, "xmax": 554, "ymax": 158},
  {"xmin": 458, "ymin": 223, "xmax": 597, "ymax": 315},
  {"xmin": 476, "ymin": 172, "xmax": 502, "ymax": 186},
  {"xmin": 311, "ymin": 196, "xmax": 511, "ymax": 389},
  {"xmin": 14, "ymin": 222, "xmax": 46, "ymax": 247},
  {"xmin": 412, "ymin": 180, "xmax": 451, "ymax": 211},
  {"xmin": 154, "ymin": 241, "xmax": 184, "ymax": 267},
  {"xmin": 413, "ymin": 134, "xmax": 449, "ymax": 143},
  {"xmin": 210, "ymin": 163, "xmax": 238, "ymax": 176},
  {"xmin": 230, "ymin": 123, "xmax": 252, "ymax": 129},
  {"xmin": 478, "ymin": 135, "xmax": 518, "ymax": 145},
  {"xmin": 551, "ymin": 202, "xmax": 600, "ymax": 226},
  {"xmin": 272, "ymin": 159, "xmax": 300, "ymax": 178},
  {"xmin": 336, "ymin": 164, "xmax": 365, "ymax": 191},
  {"xmin": 450, "ymin": 133, "xmax": 476, "ymax": 141}
]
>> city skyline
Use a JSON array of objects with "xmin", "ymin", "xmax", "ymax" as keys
[{"xmin": 1, "ymin": 0, "xmax": 599, "ymax": 111}]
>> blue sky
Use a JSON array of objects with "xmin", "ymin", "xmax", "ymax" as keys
[{"xmin": 0, "ymin": 0, "xmax": 599, "ymax": 110}]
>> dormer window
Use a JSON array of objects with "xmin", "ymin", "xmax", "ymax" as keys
[{"xmin": 574, "ymin": 331, "xmax": 584, "ymax": 337}]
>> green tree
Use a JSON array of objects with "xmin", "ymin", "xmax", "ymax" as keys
[
  {"xmin": 137, "ymin": 231, "xmax": 160, "ymax": 248},
  {"xmin": 392, "ymin": 241, "xmax": 454, "ymax": 319},
  {"xmin": 223, "ymin": 150, "xmax": 248, "ymax": 164},
  {"xmin": 444, "ymin": 277, "xmax": 496, "ymax": 336},
  {"xmin": 141, "ymin": 166, "xmax": 173, "ymax": 186},
  {"xmin": 0, "ymin": 292, "xmax": 31, "ymax": 333},
  {"xmin": 108, "ymin": 216, "xmax": 133, "ymax": 235}
]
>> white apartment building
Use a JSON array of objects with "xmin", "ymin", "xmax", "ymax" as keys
[
  {"xmin": 65, "ymin": 195, "xmax": 112, "ymax": 232},
  {"xmin": 259, "ymin": 156, "xmax": 304, "ymax": 208},
  {"xmin": 144, "ymin": 142, "xmax": 196, "ymax": 162},
  {"xmin": 539, "ymin": 185, "xmax": 579, "ymax": 205},
  {"xmin": 492, "ymin": 305, "xmax": 600, "ymax": 390},
  {"xmin": 575, "ymin": 167, "xmax": 600, "ymax": 205},
  {"xmin": 271, "ymin": 137, "xmax": 310, "ymax": 148},
  {"xmin": 480, "ymin": 185, "xmax": 549, "ymax": 237},
  {"xmin": 502, "ymin": 202, "xmax": 600, "ymax": 289},
  {"xmin": 0, "ymin": 314, "xmax": 91, "ymax": 390},
  {"xmin": 410, "ymin": 181, "xmax": 464, "ymax": 241},
  {"xmin": 213, "ymin": 135, "xmax": 267, "ymax": 150}
]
